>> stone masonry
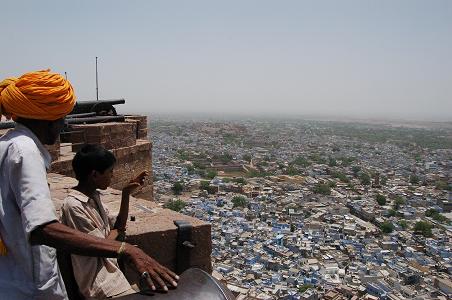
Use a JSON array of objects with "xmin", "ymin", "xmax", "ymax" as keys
[{"xmin": 52, "ymin": 116, "xmax": 153, "ymax": 199}]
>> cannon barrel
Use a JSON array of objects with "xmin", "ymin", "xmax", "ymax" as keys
[
  {"xmin": 71, "ymin": 99, "xmax": 125, "ymax": 115},
  {"xmin": 66, "ymin": 112, "xmax": 97, "ymax": 119},
  {"xmin": 65, "ymin": 115, "xmax": 125, "ymax": 124}
]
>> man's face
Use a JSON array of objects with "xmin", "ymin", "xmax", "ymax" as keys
[{"xmin": 44, "ymin": 118, "xmax": 65, "ymax": 145}]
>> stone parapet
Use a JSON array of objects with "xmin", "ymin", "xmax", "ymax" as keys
[
  {"xmin": 125, "ymin": 115, "xmax": 148, "ymax": 139},
  {"xmin": 69, "ymin": 122, "xmax": 137, "ymax": 151},
  {"xmin": 48, "ymin": 173, "xmax": 212, "ymax": 278},
  {"xmin": 50, "ymin": 140, "xmax": 153, "ymax": 200},
  {"xmin": 110, "ymin": 139, "xmax": 153, "ymax": 197}
]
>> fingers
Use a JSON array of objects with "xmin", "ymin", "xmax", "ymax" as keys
[
  {"xmin": 157, "ymin": 268, "xmax": 179, "ymax": 287},
  {"xmin": 148, "ymin": 269, "xmax": 168, "ymax": 291},
  {"xmin": 137, "ymin": 171, "xmax": 149, "ymax": 182},
  {"xmin": 130, "ymin": 171, "xmax": 149, "ymax": 185},
  {"xmin": 131, "ymin": 249, "xmax": 179, "ymax": 291},
  {"xmin": 141, "ymin": 271, "xmax": 156, "ymax": 291},
  {"xmin": 142, "ymin": 266, "xmax": 179, "ymax": 291}
]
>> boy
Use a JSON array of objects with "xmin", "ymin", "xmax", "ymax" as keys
[{"xmin": 61, "ymin": 144, "xmax": 148, "ymax": 299}]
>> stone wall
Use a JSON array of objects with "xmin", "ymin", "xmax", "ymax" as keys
[
  {"xmin": 110, "ymin": 140, "xmax": 153, "ymax": 197},
  {"xmin": 69, "ymin": 122, "xmax": 137, "ymax": 151},
  {"xmin": 125, "ymin": 115, "xmax": 149, "ymax": 139},
  {"xmin": 52, "ymin": 116, "xmax": 153, "ymax": 200}
]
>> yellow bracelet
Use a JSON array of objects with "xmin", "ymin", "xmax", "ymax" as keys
[{"xmin": 118, "ymin": 242, "xmax": 126, "ymax": 257}]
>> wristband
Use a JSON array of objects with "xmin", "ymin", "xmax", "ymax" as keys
[{"xmin": 118, "ymin": 242, "xmax": 126, "ymax": 257}]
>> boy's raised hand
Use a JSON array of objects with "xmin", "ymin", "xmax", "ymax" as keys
[{"xmin": 123, "ymin": 171, "xmax": 149, "ymax": 195}]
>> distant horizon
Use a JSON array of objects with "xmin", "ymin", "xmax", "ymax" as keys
[{"xmin": 121, "ymin": 108, "xmax": 452, "ymax": 124}]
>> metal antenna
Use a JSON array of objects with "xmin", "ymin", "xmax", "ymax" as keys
[{"xmin": 96, "ymin": 56, "xmax": 99, "ymax": 101}]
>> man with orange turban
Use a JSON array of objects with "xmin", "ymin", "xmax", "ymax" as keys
[{"xmin": 0, "ymin": 70, "xmax": 178, "ymax": 299}]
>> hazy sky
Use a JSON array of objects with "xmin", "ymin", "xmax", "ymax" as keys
[{"xmin": 1, "ymin": 1, "xmax": 451, "ymax": 121}]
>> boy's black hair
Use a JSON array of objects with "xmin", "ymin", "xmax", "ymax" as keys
[{"xmin": 72, "ymin": 144, "xmax": 116, "ymax": 181}]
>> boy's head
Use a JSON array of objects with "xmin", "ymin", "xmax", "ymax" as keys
[{"xmin": 72, "ymin": 144, "xmax": 116, "ymax": 189}]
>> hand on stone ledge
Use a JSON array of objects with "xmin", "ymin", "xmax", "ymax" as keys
[{"xmin": 123, "ymin": 244, "xmax": 179, "ymax": 291}]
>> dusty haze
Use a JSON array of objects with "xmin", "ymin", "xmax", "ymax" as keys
[{"xmin": 1, "ymin": 1, "xmax": 451, "ymax": 121}]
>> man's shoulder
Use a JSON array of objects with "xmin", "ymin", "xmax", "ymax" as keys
[{"xmin": 0, "ymin": 129, "xmax": 40, "ymax": 157}]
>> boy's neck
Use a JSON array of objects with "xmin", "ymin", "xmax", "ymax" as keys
[{"xmin": 75, "ymin": 183, "xmax": 97, "ymax": 198}]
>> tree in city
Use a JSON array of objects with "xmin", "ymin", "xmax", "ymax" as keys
[
  {"xmin": 435, "ymin": 180, "xmax": 451, "ymax": 191},
  {"xmin": 177, "ymin": 149, "xmax": 189, "ymax": 161},
  {"xmin": 380, "ymin": 221, "xmax": 394, "ymax": 234},
  {"xmin": 285, "ymin": 165, "xmax": 301, "ymax": 176},
  {"xmin": 220, "ymin": 153, "xmax": 233, "ymax": 164},
  {"xmin": 292, "ymin": 156, "xmax": 310, "ymax": 167},
  {"xmin": 398, "ymin": 219, "xmax": 408, "ymax": 230},
  {"xmin": 413, "ymin": 221, "xmax": 433, "ymax": 237},
  {"xmin": 232, "ymin": 196, "xmax": 248, "ymax": 208},
  {"xmin": 375, "ymin": 194, "xmax": 386, "ymax": 206},
  {"xmin": 206, "ymin": 170, "xmax": 218, "ymax": 180},
  {"xmin": 360, "ymin": 172, "xmax": 371, "ymax": 185},
  {"xmin": 186, "ymin": 164, "xmax": 195, "ymax": 175},
  {"xmin": 309, "ymin": 153, "xmax": 326, "ymax": 164},
  {"xmin": 328, "ymin": 181, "xmax": 337, "ymax": 188},
  {"xmin": 200, "ymin": 180, "xmax": 217, "ymax": 194},
  {"xmin": 352, "ymin": 166, "xmax": 361, "ymax": 177},
  {"xmin": 164, "ymin": 199, "xmax": 186, "ymax": 212},
  {"xmin": 339, "ymin": 156, "xmax": 355, "ymax": 166},
  {"xmin": 193, "ymin": 161, "xmax": 206, "ymax": 170},
  {"xmin": 200, "ymin": 180, "xmax": 210, "ymax": 190},
  {"xmin": 232, "ymin": 177, "xmax": 247, "ymax": 185},
  {"xmin": 328, "ymin": 157, "xmax": 337, "ymax": 167},
  {"xmin": 172, "ymin": 182, "xmax": 184, "ymax": 195},
  {"xmin": 298, "ymin": 284, "xmax": 313, "ymax": 293},
  {"xmin": 393, "ymin": 196, "xmax": 406, "ymax": 210},
  {"xmin": 332, "ymin": 171, "xmax": 349, "ymax": 183},
  {"xmin": 409, "ymin": 174, "xmax": 419, "ymax": 185},
  {"xmin": 313, "ymin": 183, "xmax": 331, "ymax": 195},
  {"xmin": 387, "ymin": 209, "xmax": 397, "ymax": 217},
  {"xmin": 243, "ymin": 154, "xmax": 252, "ymax": 163},
  {"xmin": 425, "ymin": 209, "xmax": 450, "ymax": 224}
]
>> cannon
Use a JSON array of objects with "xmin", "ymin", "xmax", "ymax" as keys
[
  {"xmin": 70, "ymin": 99, "xmax": 125, "ymax": 116},
  {"xmin": 65, "ymin": 115, "xmax": 125, "ymax": 124},
  {"xmin": 66, "ymin": 112, "xmax": 97, "ymax": 119}
]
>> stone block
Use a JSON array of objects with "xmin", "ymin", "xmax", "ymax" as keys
[{"xmin": 68, "ymin": 123, "xmax": 136, "ymax": 150}]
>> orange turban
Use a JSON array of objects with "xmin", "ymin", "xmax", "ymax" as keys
[{"xmin": 0, "ymin": 69, "xmax": 76, "ymax": 121}]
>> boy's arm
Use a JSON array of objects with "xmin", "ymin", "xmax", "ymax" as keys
[
  {"xmin": 113, "ymin": 188, "xmax": 134, "ymax": 232},
  {"xmin": 30, "ymin": 221, "xmax": 178, "ymax": 291},
  {"xmin": 114, "ymin": 171, "xmax": 148, "ymax": 231}
]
